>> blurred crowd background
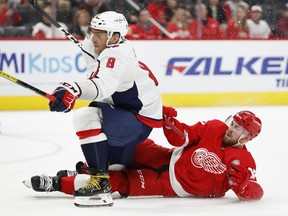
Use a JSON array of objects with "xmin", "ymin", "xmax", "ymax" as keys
[{"xmin": 0, "ymin": 0, "xmax": 288, "ymax": 39}]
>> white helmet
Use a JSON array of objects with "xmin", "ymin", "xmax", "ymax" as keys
[{"xmin": 90, "ymin": 11, "xmax": 128, "ymax": 38}]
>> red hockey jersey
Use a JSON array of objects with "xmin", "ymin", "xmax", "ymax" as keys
[{"xmin": 164, "ymin": 119, "xmax": 263, "ymax": 200}]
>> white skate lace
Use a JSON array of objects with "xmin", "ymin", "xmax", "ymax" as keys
[{"xmin": 39, "ymin": 174, "xmax": 53, "ymax": 192}]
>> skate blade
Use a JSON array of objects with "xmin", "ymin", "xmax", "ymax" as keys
[
  {"xmin": 22, "ymin": 179, "xmax": 32, "ymax": 188},
  {"xmin": 74, "ymin": 193, "xmax": 114, "ymax": 207}
]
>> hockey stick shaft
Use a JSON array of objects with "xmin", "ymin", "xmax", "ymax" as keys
[
  {"xmin": 0, "ymin": 70, "xmax": 56, "ymax": 101},
  {"xmin": 29, "ymin": 0, "xmax": 94, "ymax": 60},
  {"xmin": 164, "ymin": 118, "xmax": 185, "ymax": 140}
]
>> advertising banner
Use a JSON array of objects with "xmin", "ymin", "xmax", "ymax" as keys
[{"xmin": 0, "ymin": 40, "xmax": 287, "ymax": 109}]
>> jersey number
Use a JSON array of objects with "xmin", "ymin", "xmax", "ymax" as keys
[
  {"xmin": 106, "ymin": 58, "xmax": 116, "ymax": 68},
  {"xmin": 138, "ymin": 61, "xmax": 159, "ymax": 86}
]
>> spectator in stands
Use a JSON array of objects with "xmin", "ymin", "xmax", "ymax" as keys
[
  {"xmin": 76, "ymin": 0, "xmax": 110, "ymax": 18},
  {"xmin": 166, "ymin": 7, "xmax": 192, "ymax": 39},
  {"xmin": 206, "ymin": 0, "xmax": 228, "ymax": 29},
  {"xmin": 0, "ymin": 0, "xmax": 22, "ymax": 26},
  {"xmin": 189, "ymin": 3, "xmax": 224, "ymax": 39},
  {"xmin": 276, "ymin": 3, "xmax": 288, "ymax": 38},
  {"xmin": 226, "ymin": 4, "xmax": 249, "ymax": 39},
  {"xmin": 165, "ymin": 0, "xmax": 178, "ymax": 23},
  {"xmin": 31, "ymin": 5, "xmax": 68, "ymax": 39},
  {"xmin": 71, "ymin": 9, "xmax": 90, "ymax": 39},
  {"xmin": 147, "ymin": 0, "xmax": 167, "ymax": 26},
  {"xmin": 126, "ymin": 8, "xmax": 162, "ymax": 40},
  {"xmin": 223, "ymin": 0, "xmax": 249, "ymax": 21},
  {"xmin": 247, "ymin": 5, "xmax": 272, "ymax": 39}
]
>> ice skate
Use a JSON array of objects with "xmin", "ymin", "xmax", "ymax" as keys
[
  {"xmin": 22, "ymin": 174, "xmax": 60, "ymax": 192},
  {"xmin": 74, "ymin": 171, "xmax": 113, "ymax": 207}
]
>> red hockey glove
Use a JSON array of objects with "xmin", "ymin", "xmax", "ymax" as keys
[
  {"xmin": 162, "ymin": 106, "xmax": 177, "ymax": 129},
  {"xmin": 163, "ymin": 106, "xmax": 177, "ymax": 118},
  {"xmin": 49, "ymin": 82, "xmax": 81, "ymax": 113},
  {"xmin": 227, "ymin": 160, "xmax": 250, "ymax": 193}
]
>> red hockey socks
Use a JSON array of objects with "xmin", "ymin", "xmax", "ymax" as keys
[{"xmin": 60, "ymin": 176, "xmax": 76, "ymax": 195}]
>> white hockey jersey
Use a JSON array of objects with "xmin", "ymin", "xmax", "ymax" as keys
[{"xmin": 77, "ymin": 39, "xmax": 163, "ymax": 128}]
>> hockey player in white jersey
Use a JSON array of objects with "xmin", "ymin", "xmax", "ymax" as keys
[{"xmin": 48, "ymin": 11, "xmax": 163, "ymax": 207}]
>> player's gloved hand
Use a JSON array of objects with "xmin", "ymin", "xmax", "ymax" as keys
[
  {"xmin": 227, "ymin": 160, "xmax": 250, "ymax": 193},
  {"xmin": 49, "ymin": 82, "xmax": 81, "ymax": 113},
  {"xmin": 163, "ymin": 106, "xmax": 177, "ymax": 118},
  {"xmin": 162, "ymin": 106, "xmax": 177, "ymax": 129}
]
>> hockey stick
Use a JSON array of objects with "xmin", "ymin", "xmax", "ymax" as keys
[
  {"xmin": 0, "ymin": 70, "xmax": 56, "ymax": 101},
  {"xmin": 28, "ymin": 0, "xmax": 95, "ymax": 60}
]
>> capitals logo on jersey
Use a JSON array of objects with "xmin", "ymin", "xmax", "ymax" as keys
[{"xmin": 191, "ymin": 148, "xmax": 227, "ymax": 174}]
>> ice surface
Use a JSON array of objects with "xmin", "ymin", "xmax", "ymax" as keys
[{"xmin": 0, "ymin": 106, "xmax": 287, "ymax": 216}]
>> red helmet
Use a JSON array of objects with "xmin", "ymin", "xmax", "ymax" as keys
[{"xmin": 233, "ymin": 110, "xmax": 262, "ymax": 139}]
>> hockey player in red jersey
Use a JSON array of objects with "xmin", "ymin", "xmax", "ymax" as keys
[
  {"xmin": 23, "ymin": 108, "xmax": 263, "ymax": 201},
  {"xmin": 46, "ymin": 11, "xmax": 162, "ymax": 207}
]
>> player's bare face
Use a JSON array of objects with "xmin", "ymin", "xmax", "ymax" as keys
[
  {"xmin": 91, "ymin": 29, "xmax": 108, "ymax": 55},
  {"xmin": 222, "ymin": 121, "xmax": 247, "ymax": 147}
]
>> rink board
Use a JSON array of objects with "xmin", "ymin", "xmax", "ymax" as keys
[{"xmin": 0, "ymin": 40, "xmax": 287, "ymax": 110}]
